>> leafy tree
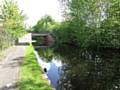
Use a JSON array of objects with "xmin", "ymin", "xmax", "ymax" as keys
[
  {"xmin": 33, "ymin": 15, "xmax": 60, "ymax": 33},
  {"xmin": 101, "ymin": 0, "xmax": 120, "ymax": 48},
  {"xmin": 57, "ymin": 0, "xmax": 120, "ymax": 49},
  {"xmin": 0, "ymin": 0, "xmax": 26, "ymax": 38}
]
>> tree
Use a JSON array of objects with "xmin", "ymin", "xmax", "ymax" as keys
[
  {"xmin": 101, "ymin": 0, "xmax": 120, "ymax": 48},
  {"xmin": 58, "ymin": 0, "xmax": 120, "ymax": 49},
  {"xmin": 0, "ymin": 0, "xmax": 26, "ymax": 38},
  {"xmin": 33, "ymin": 15, "xmax": 59, "ymax": 32}
]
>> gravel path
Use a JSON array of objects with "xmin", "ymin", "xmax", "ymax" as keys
[{"xmin": 0, "ymin": 46, "xmax": 27, "ymax": 90}]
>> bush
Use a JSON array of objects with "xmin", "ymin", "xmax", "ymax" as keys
[{"xmin": 0, "ymin": 31, "xmax": 13, "ymax": 51}]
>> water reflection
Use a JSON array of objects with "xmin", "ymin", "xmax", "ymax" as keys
[
  {"xmin": 37, "ymin": 45, "xmax": 120, "ymax": 90},
  {"xmin": 38, "ymin": 48, "xmax": 54, "ymax": 62},
  {"xmin": 47, "ymin": 63, "xmax": 60, "ymax": 89}
]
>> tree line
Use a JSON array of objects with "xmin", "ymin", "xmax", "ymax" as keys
[
  {"xmin": 0, "ymin": 0, "xmax": 26, "ymax": 51},
  {"xmin": 32, "ymin": 0, "xmax": 120, "ymax": 50},
  {"xmin": 57, "ymin": 0, "xmax": 120, "ymax": 50},
  {"xmin": 1, "ymin": 0, "xmax": 118, "ymax": 51}
]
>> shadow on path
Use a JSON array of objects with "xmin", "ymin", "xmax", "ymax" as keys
[
  {"xmin": 0, "ymin": 82, "xmax": 19, "ymax": 90},
  {"xmin": 2, "ymin": 57, "xmax": 24, "ymax": 68}
]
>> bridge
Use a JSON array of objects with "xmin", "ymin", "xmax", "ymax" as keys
[{"xmin": 18, "ymin": 33, "xmax": 54, "ymax": 49}]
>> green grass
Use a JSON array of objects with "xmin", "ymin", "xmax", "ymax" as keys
[{"xmin": 20, "ymin": 45, "xmax": 53, "ymax": 90}]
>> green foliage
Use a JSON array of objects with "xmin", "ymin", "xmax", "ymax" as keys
[
  {"xmin": 100, "ymin": 0, "xmax": 120, "ymax": 48},
  {"xmin": 0, "ymin": 0, "xmax": 26, "ymax": 38},
  {"xmin": 57, "ymin": 0, "xmax": 120, "ymax": 49},
  {"xmin": 53, "ymin": 21, "xmax": 77, "ymax": 45},
  {"xmin": 0, "ymin": 31, "xmax": 13, "ymax": 53},
  {"xmin": 20, "ymin": 45, "xmax": 53, "ymax": 90},
  {"xmin": 32, "ymin": 15, "xmax": 60, "ymax": 33}
]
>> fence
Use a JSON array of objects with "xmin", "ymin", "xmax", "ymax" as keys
[{"xmin": 0, "ymin": 31, "xmax": 13, "ymax": 52}]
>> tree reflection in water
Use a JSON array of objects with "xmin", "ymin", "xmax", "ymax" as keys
[{"xmin": 38, "ymin": 45, "xmax": 120, "ymax": 90}]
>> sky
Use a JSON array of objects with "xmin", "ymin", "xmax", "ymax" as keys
[{"xmin": 0, "ymin": 0, "xmax": 63, "ymax": 26}]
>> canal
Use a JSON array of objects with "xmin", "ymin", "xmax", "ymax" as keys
[{"xmin": 33, "ymin": 35, "xmax": 120, "ymax": 90}]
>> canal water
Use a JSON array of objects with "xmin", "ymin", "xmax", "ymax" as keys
[
  {"xmin": 34, "ymin": 49, "xmax": 62, "ymax": 90},
  {"xmin": 35, "ymin": 46, "xmax": 120, "ymax": 90}
]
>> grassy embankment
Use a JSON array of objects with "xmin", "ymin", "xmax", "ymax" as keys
[{"xmin": 20, "ymin": 45, "xmax": 53, "ymax": 90}]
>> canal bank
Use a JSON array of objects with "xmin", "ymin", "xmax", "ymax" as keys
[{"xmin": 20, "ymin": 45, "xmax": 54, "ymax": 90}]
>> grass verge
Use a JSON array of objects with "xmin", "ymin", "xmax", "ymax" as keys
[{"xmin": 20, "ymin": 45, "xmax": 53, "ymax": 90}]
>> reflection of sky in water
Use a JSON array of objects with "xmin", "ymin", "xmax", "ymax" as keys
[
  {"xmin": 34, "ymin": 51, "xmax": 62, "ymax": 89},
  {"xmin": 47, "ymin": 63, "xmax": 60, "ymax": 88},
  {"xmin": 45, "ymin": 60, "xmax": 62, "ymax": 89}
]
